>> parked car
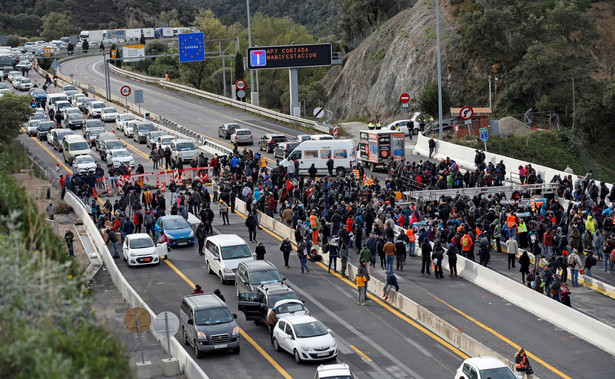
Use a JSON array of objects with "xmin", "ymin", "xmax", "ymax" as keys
[
  {"xmin": 170, "ymin": 139, "xmax": 197, "ymax": 165},
  {"xmin": 101, "ymin": 107, "xmax": 119, "ymax": 122},
  {"xmin": 238, "ymin": 285, "xmax": 308, "ymax": 325},
  {"xmin": 36, "ymin": 121, "xmax": 55, "ymax": 141},
  {"xmin": 146, "ymin": 131, "xmax": 166, "ymax": 148},
  {"xmin": 100, "ymin": 139, "xmax": 125, "ymax": 161},
  {"xmin": 71, "ymin": 93, "xmax": 86, "ymax": 106},
  {"xmin": 115, "ymin": 113, "xmax": 136, "ymax": 132},
  {"xmin": 78, "ymin": 98, "xmax": 95, "ymax": 113},
  {"xmin": 383, "ymin": 119, "xmax": 410, "ymax": 136},
  {"xmin": 218, "ymin": 123, "xmax": 240, "ymax": 139},
  {"xmin": 106, "ymin": 148, "xmax": 135, "ymax": 168},
  {"xmin": 204, "ymin": 234, "xmax": 254, "ymax": 284},
  {"xmin": 454, "ymin": 357, "xmax": 516, "ymax": 379},
  {"xmin": 87, "ymin": 101, "xmax": 106, "ymax": 118},
  {"xmin": 235, "ymin": 260, "xmax": 284, "ymax": 294},
  {"xmin": 52, "ymin": 129, "xmax": 76, "ymax": 151},
  {"xmin": 259, "ymin": 134, "xmax": 288, "ymax": 153},
  {"xmin": 62, "ymin": 113, "xmax": 85, "ymax": 130},
  {"xmin": 72, "ymin": 154, "xmax": 97, "ymax": 174},
  {"xmin": 230, "ymin": 128, "xmax": 253, "ymax": 145},
  {"xmin": 84, "ymin": 127, "xmax": 105, "ymax": 147},
  {"xmin": 123, "ymin": 120, "xmax": 136, "ymax": 138},
  {"xmin": 156, "ymin": 135, "xmax": 177, "ymax": 150},
  {"xmin": 315, "ymin": 363, "xmax": 353, "ymax": 379},
  {"xmin": 17, "ymin": 77, "xmax": 33, "ymax": 91},
  {"xmin": 155, "ymin": 215, "xmax": 195, "ymax": 247},
  {"xmin": 122, "ymin": 233, "xmax": 165, "ymax": 266},
  {"xmin": 133, "ymin": 121, "xmax": 156, "ymax": 143},
  {"xmin": 272, "ymin": 316, "xmax": 337, "ymax": 363},
  {"xmin": 273, "ymin": 141, "xmax": 299, "ymax": 159},
  {"xmin": 423, "ymin": 119, "xmax": 455, "ymax": 136},
  {"xmin": 25, "ymin": 120, "xmax": 40, "ymax": 136}
]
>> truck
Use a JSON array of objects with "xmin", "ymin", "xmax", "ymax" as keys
[
  {"xmin": 79, "ymin": 30, "xmax": 105, "ymax": 44},
  {"xmin": 126, "ymin": 29, "xmax": 142, "ymax": 41},
  {"xmin": 357, "ymin": 129, "xmax": 405, "ymax": 172},
  {"xmin": 141, "ymin": 28, "xmax": 155, "ymax": 39},
  {"xmin": 154, "ymin": 27, "xmax": 174, "ymax": 38}
]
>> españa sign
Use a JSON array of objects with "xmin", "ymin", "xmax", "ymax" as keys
[
  {"xmin": 247, "ymin": 43, "xmax": 332, "ymax": 70},
  {"xmin": 178, "ymin": 33, "xmax": 205, "ymax": 63}
]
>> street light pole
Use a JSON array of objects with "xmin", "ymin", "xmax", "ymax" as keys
[
  {"xmin": 246, "ymin": 0, "xmax": 259, "ymax": 105},
  {"xmin": 436, "ymin": 0, "xmax": 444, "ymax": 140}
]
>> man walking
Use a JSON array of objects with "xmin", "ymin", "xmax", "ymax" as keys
[
  {"xmin": 420, "ymin": 238, "xmax": 432, "ymax": 275},
  {"xmin": 356, "ymin": 259, "xmax": 369, "ymax": 305},
  {"xmin": 280, "ymin": 238, "xmax": 292, "ymax": 268},
  {"xmin": 219, "ymin": 199, "xmax": 230, "ymax": 225},
  {"xmin": 327, "ymin": 240, "xmax": 339, "ymax": 273},
  {"xmin": 196, "ymin": 222, "xmax": 206, "ymax": 256},
  {"xmin": 505, "ymin": 234, "xmax": 518, "ymax": 269}
]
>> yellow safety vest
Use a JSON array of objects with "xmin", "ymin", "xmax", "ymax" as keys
[{"xmin": 518, "ymin": 222, "xmax": 528, "ymax": 233}]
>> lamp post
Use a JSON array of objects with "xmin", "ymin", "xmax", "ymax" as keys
[
  {"xmin": 436, "ymin": 0, "xmax": 444, "ymax": 140},
  {"xmin": 246, "ymin": 0, "xmax": 259, "ymax": 106}
]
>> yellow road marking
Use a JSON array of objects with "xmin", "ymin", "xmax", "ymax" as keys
[
  {"xmin": 350, "ymin": 345, "xmax": 372, "ymax": 362},
  {"xmin": 24, "ymin": 130, "xmax": 73, "ymax": 174},
  {"xmin": 163, "ymin": 257, "xmax": 292, "ymax": 378},
  {"xmin": 422, "ymin": 289, "xmax": 571, "ymax": 379}
]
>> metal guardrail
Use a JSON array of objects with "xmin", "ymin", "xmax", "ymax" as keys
[{"xmin": 405, "ymin": 182, "xmax": 561, "ymax": 202}]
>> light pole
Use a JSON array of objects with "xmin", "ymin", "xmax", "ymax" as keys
[
  {"xmin": 436, "ymin": 0, "xmax": 444, "ymax": 140},
  {"xmin": 246, "ymin": 0, "xmax": 259, "ymax": 106}
]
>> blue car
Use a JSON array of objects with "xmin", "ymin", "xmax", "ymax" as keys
[
  {"xmin": 155, "ymin": 216, "xmax": 195, "ymax": 247},
  {"xmin": 29, "ymin": 88, "xmax": 47, "ymax": 106}
]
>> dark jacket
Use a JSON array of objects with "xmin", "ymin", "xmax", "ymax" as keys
[
  {"xmin": 255, "ymin": 244, "xmax": 266, "ymax": 260},
  {"xmin": 386, "ymin": 272, "xmax": 400, "ymax": 291}
]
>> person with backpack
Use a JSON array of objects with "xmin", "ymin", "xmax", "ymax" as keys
[
  {"xmin": 568, "ymin": 248, "xmax": 583, "ymax": 287},
  {"xmin": 446, "ymin": 243, "xmax": 458, "ymax": 277},
  {"xmin": 478, "ymin": 233, "xmax": 490, "ymax": 267},
  {"xmin": 395, "ymin": 236, "xmax": 406, "ymax": 271},
  {"xmin": 514, "ymin": 348, "xmax": 534, "ymax": 378},
  {"xmin": 460, "ymin": 232, "xmax": 473, "ymax": 260}
]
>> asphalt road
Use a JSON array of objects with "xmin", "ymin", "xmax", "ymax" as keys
[{"xmin": 15, "ymin": 60, "xmax": 615, "ymax": 378}]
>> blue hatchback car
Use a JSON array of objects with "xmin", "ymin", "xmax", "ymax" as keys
[{"xmin": 155, "ymin": 216, "xmax": 195, "ymax": 246}]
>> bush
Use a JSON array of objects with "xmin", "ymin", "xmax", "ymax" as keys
[{"xmin": 6, "ymin": 35, "xmax": 21, "ymax": 47}]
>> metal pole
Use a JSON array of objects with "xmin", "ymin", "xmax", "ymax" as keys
[
  {"xmin": 572, "ymin": 77, "xmax": 576, "ymax": 129},
  {"xmin": 137, "ymin": 316, "xmax": 145, "ymax": 364},
  {"xmin": 247, "ymin": 0, "xmax": 255, "ymax": 103},
  {"xmin": 220, "ymin": 42, "xmax": 227, "ymax": 97},
  {"xmin": 488, "ymin": 75, "xmax": 492, "ymax": 115},
  {"xmin": 436, "ymin": 0, "xmax": 444, "ymax": 140},
  {"xmin": 165, "ymin": 313, "xmax": 172, "ymax": 359}
]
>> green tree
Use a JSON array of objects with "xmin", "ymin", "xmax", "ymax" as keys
[
  {"xmin": 418, "ymin": 82, "xmax": 449, "ymax": 118},
  {"xmin": 460, "ymin": 9, "xmax": 512, "ymax": 59},
  {"xmin": 145, "ymin": 41, "xmax": 168, "ymax": 56},
  {"xmin": 547, "ymin": 1, "xmax": 595, "ymax": 58},
  {"xmin": 6, "ymin": 35, "xmax": 20, "ymax": 47},
  {"xmin": 159, "ymin": 9, "xmax": 181, "ymax": 27},
  {"xmin": 0, "ymin": 94, "xmax": 33, "ymax": 145},
  {"xmin": 234, "ymin": 52, "xmax": 244, "ymax": 81},
  {"xmin": 340, "ymin": 0, "xmax": 396, "ymax": 44},
  {"xmin": 40, "ymin": 12, "xmax": 73, "ymax": 41}
]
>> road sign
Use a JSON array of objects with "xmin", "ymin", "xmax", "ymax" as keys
[
  {"xmin": 235, "ymin": 79, "xmax": 246, "ymax": 90},
  {"xmin": 50, "ymin": 59, "xmax": 60, "ymax": 70},
  {"xmin": 120, "ymin": 86, "xmax": 131, "ymax": 97},
  {"xmin": 178, "ymin": 33, "xmax": 205, "ymax": 63},
  {"xmin": 124, "ymin": 307, "xmax": 151, "ymax": 333},
  {"xmin": 480, "ymin": 127, "xmax": 488, "ymax": 142},
  {"xmin": 134, "ymin": 89, "xmax": 144, "ymax": 104},
  {"xmin": 44, "ymin": 47, "xmax": 52, "ymax": 57},
  {"xmin": 110, "ymin": 49, "xmax": 117, "ymax": 59},
  {"xmin": 400, "ymin": 93, "xmax": 411, "ymax": 104},
  {"xmin": 313, "ymin": 107, "xmax": 325, "ymax": 119},
  {"xmin": 459, "ymin": 106, "xmax": 474, "ymax": 120},
  {"xmin": 153, "ymin": 311, "xmax": 180, "ymax": 337},
  {"xmin": 247, "ymin": 43, "xmax": 332, "ymax": 70},
  {"xmin": 236, "ymin": 90, "xmax": 246, "ymax": 99}
]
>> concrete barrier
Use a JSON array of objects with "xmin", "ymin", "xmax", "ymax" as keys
[{"xmin": 64, "ymin": 192, "xmax": 208, "ymax": 379}]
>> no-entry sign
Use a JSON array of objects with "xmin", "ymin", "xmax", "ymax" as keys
[{"xmin": 400, "ymin": 93, "xmax": 411, "ymax": 104}]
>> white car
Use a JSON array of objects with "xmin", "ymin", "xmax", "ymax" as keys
[
  {"xmin": 315, "ymin": 363, "xmax": 353, "ymax": 379},
  {"xmin": 454, "ymin": 357, "xmax": 516, "ymax": 379},
  {"xmin": 122, "ymin": 233, "xmax": 165, "ymax": 267},
  {"xmin": 230, "ymin": 129, "xmax": 254, "ymax": 145},
  {"xmin": 107, "ymin": 148, "xmax": 135, "ymax": 168},
  {"xmin": 62, "ymin": 107, "xmax": 82, "ymax": 118},
  {"xmin": 273, "ymin": 299, "xmax": 310, "ymax": 321},
  {"xmin": 115, "ymin": 113, "xmax": 136, "ymax": 132},
  {"xmin": 72, "ymin": 154, "xmax": 97, "ymax": 174},
  {"xmin": 15, "ymin": 61, "xmax": 32, "ymax": 70},
  {"xmin": 123, "ymin": 120, "xmax": 136, "ymax": 137},
  {"xmin": 18, "ymin": 78, "xmax": 33, "ymax": 91},
  {"xmin": 272, "ymin": 316, "xmax": 337, "ymax": 363},
  {"xmin": 12, "ymin": 76, "xmax": 24, "ymax": 89},
  {"xmin": 25, "ymin": 120, "xmax": 40, "ymax": 136},
  {"xmin": 87, "ymin": 101, "xmax": 106, "ymax": 118},
  {"xmin": 156, "ymin": 135, "xmax": 176, "ymax": 149},
  {"xmin": 101, "ymin": 107, "xmax": 119, "ymax": 122},
  {"xmin": 146, "ymin": 131, "xmax": 166, "ymax": 148},
  {"xmin": 71, "ymin": 93, "xmax": 86, "ymax": 106}
]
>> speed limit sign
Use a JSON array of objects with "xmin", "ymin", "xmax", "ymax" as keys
[
  {"xmin": 235, "ymin": 79, "xmax": 246, "ymax": 91},
  {"xmin": 120, "ymin": 86, "xmax": 132, "ymax": 97}
]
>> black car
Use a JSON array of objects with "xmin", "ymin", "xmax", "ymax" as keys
[
  {"xmin": 36, "ymin": 121, "xmax": 55, "ymax": 141},
  {"xmin": 423, "ymin": 119, "xmax": 456, "ymax": 135},
  {"xmin": 258, "ymin": 134, "xmax": 288, "ymax": 153},
  {"xmin": 237, "ymin": 283, "xmax": 305, "ymax": 324},
  {"xmin": 273, "ymin": 141, "xmax": 299, "ymax": 159},
  {"xmin": 218, "ymin": 123, "xmax": 241, "ymax": 139},
  {"xmin": 63, "ymin": 113, "xmax": 85, "ymax": 130}
]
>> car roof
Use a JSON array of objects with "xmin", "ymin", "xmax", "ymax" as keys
[
  {"xmin": 463, "ymin": 356, "xmax": 508, "ymax": 369},
  {"xmin": 126, "ymin": 233, "xmax": 153, "ymax": 241},
  {"xmin": 273, "ymin": 299, "xmax": 304, "ymax": 308},
  {"xmin": 184, "ymin": 293, "xmax": 227, "ymax": 309},
  {"xmin": 206, "ymin": 234, "xmax": 246, "ymax": 246},
  {"xmin": 110, "ymin": 148, "xmax": 129, "ymax": 154},
  {"xmin": 258, "ymin": 282, "xmax": 293, "ymax": 294},
  {"xmin": 316, "ymin": 363, "xmax": 351, "ymax": 377},
  {"xmin": 161, "ymin": 215, "xmax": 188, "ymax": 222},
  {"xmin": 234, "ymin": 128, "xmax": 250, "ymax": 132},
  {"xmin": 279, "ymin": 315, "xmax": 317, "ymax": 325},
  {"xmin": 222, "ymin": 123, "xmax": 240, "ymax": 127},
  {"xmin": 241, "ymin": 260, "xmax": 276, "ymax": 272}
]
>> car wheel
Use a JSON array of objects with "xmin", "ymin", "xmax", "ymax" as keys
[
  {"xmin": 182, "ymin": 329, "xmax": 189, "ymax": 345},
  {"xmin": 273, "ymin": 338, "xmax": 280, "ymax": 352},
  {"xmin": 293, "ymin": 349, "xmax": 302, "ymax": 364},
  {"xmin": 219, "ymin": 272, "xmax": 225, "ymax": 284},
  {"xmin": 194, "ymin": 339, "xmax": 203, "ymax": 358},
  {"xmin": 232, "ymin": 346, "xmax": 240, "ymax": 354},
  {"xmin": 336, "ymin": 167, "xmax": 346, "ymax": 177},
  {"xmin": 207, "ymin": 260, "xmax": 213, "ymax": 274}
]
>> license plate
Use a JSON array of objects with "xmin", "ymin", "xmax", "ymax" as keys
[
  {"xmin": 317, "ymin": 352, "xmax": 328, "ymax": 357},
  {"xmin": 214, "ymin": 344, "xmax": 227, "ymax": 349},
  {"xmin": 143, "ymin": 257, "xmax": 151, "ymax": 262},
  {"xmin": 179, "ymin": 242, "xmax": 187, "ymax": 246}
]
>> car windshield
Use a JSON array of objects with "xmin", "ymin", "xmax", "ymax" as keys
[
  {"xmin": 176, "ymin": 142, "xmax": 195, "ymax": 151},
  {"xmin": 75, "ymin": 156, "xmax": 94, "ymax": 164},
  {"xmin": 31, "ymin": 89, "xmax": 46, "ymax": 96},
  {"xmin": 139, "ymin": 124, "xmax": 155, "ymax": 132},
  {"xmin": 38, "ymin": 122, "xmax": 54, "ymax": 131},
  {"xmin": 57, "ymin": 131, "xmax": 74, "ymax": 139},
  {"xmin": 271, "ymin": 136, "xmax": 287, "ymax": 142},
  {"xmin": 93, "ymin": 103, "xmax": 105, "ymax": 109},
  {"xmin": 68, "ymin": 114, "xmax": 83, "ymax": 120},
  {"xmin": 286, "ymin": 142, "xmax": 299, "ymax": 150},
  {"xmin": 121, "ymin": 115, "xmax": 136, "ymax": 121},
  {"xmin": 160, "ymin": 138, "xmax": 173, "ymax": 145},
  {"xmin": 276, "ymin": 302, "xmax": 305, "ymax": 314},
  {"xmin": 479, "ymin": 367, "xmax": 517, "ymax": 379},
  {"xmin": 220, "ymin": 244, "xmax": 252, "ymax": 260},
  {"xmin": 250, "ymin": 269, "xmax": 282, "ymax": 285},
  {"xmin": 293, "ymin": 320, "xmax": 328, "ymax": 338},
  {"xmin": 69, "ymin": 142, "xmax": 89, "ymax": 150},
  {"xmin": 30, "ymin": 114, "xmax": 46, "ymax": 120},
  {"xmin": 164, "ymin": 218, "xmax": 189, "ymax": 230},
  {"xmin": 28, "ymin": 121, "xmax": 39, "ymax": 127},
  {"xmin": 113, "ymin": 150, "xmax": 131, "ymax": 158},
  {"xmin": 64, "ymin": 85, "xmax": 76, "ymax": 91},
  {"xmin": 89, "ymin": 129, "xmax": 104, "ymax": 138},
  {"xmin": 236, "ymin": 130, "xmax": 250, "ymax": 135},
  {"xmin": 86, "ymin": 120, "xmax": 104, "ymax": 128},
  {"xmin": 106, "ymin": 141, "xmax": 123, "ymax": 149},
  {"xmin": 150, "ymin": 132, "xmax": 165, "ymax": 139},
  {"xmin": 267, "ymin": 292, "xmax": 299, "ymax": 308},
  {"xmin": 57, "ymin": 103, "xmax": 69, "ymax": 109},
  {"xmin": 103, "ymin": 108, "xmax": 117, "ymax": 113},
  {"xmin": 129, "ymin": 238, "xmax": 154, "ymax": 249},
  {"xmin": 226, "ymin": 124, "xmax": 239, "ymax": 131},
  {"xmin": 194, "ymin": 307, "xmax": 234, "ymax": 326}
]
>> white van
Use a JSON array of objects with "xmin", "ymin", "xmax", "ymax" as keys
[
  {"xmin": 47, "ymin": 93, "xmax": 69, "ymax": 110},
  {"xmin": 280, "ymin": 139, "xmax": 356, "ymax": 177},
  {"xmin": 62, "ymin": 135, "xmax": 91, "ymax": 163},
  {"xmin": 204, "ymin": 234, "xmax": 255, "ymax": 284}
]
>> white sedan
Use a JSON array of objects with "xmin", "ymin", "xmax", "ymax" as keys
[
  {"xmin": 72, "ymin": 154, "xmax": 97, "ymax": 175},
  {"xmin": 455, "ymin": 357, "xmax": 516, "ymax": 379},
  {"xmin": 122, "ymin": 233, "xmax": 164, "ymax": 267},
  {"xmin": 272, "ymin": 316, "xmax": 337, "ymax": 363},
  {"xmin": 107, "ymin": 148, "xmax": 135, "ymax": 168},
  {"xmin": 115, "ymin": 113, "xmax": 136, "ymax": 132},
  {"xmin": 101, "ymin": 107, "xmax": 119, "ymax": 122}
]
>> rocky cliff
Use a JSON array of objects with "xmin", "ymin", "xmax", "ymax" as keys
[{"xmin": 323, "ymin": 0, "xmax": 460, "ymax": 121}]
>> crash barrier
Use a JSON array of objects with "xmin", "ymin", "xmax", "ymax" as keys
[
  {"xmin": 405, "ymin": 182, "xmax": 561, "ymax": 203},
  {"xmin": 233, "ymin": 197, "xmax": 615, "ymax": 359},
  {"xmin": 64, "ymin": 192, "xmax": 208, "ymax": 379},
  {"xmin": 108, "ymin": 63, "xmax": 330, "ymax": 132},
  {"xmin": 230, "ymin": 199, "xmax": 522, "ymax": 371},
  {"xmin": 95, "ymin": 166, "xmax": 213, "ymax": 197}
]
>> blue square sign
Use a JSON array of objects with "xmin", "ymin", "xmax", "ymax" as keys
[
  {"xmin": 250, "ymin": 49, "xmax": 267, "ymax": 67},
  {"xmin": 178, "ymin": 33, "xmax": 205, "ymax": 63}
]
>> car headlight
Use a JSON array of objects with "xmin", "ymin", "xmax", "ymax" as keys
[
  {"xmin": 224, "ymin": 268, "xmax": 233, "ymax": 273},
  {"xmin": 164, "ymin": 233, "xmax": 173, "ymax": 240},
  {"xmin": 129, "ymin": 251, "xmax": 137, "ymax": 257},
  {"xmin": 197, "ymin": 331, "xmax": 206, "ymax": 339},
  {"xmin": 232, "ymin": 327, "xmax": 239, "ymax": 336},
  {"xmin": 188, "ymin": 230, "xmax": 194, "ymax": 238},
  {"xmin": 300, "ymin": 344, "xmax": 310, "ymax": 351}
]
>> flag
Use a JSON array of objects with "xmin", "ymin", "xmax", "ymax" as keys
[
  {"xmin": 353, "ymin": 169, "xmax": 360, "ymax": 179},
  {"xmin": 363, "ymin": 173, "xmax": 375, "ymax": 186},
  {"xmin": 136, "ymin": 177, "xmax": 144, "ymax": 188}
]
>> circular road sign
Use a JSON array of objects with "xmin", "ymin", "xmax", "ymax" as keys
[
  {"xmin": 400, "ymin": 93, "xmax": 411, "ymax": 104},
  {"xmin": 459, "ymin": 106, "xmax": 474, "ymax": 120},
  {"xmin": 236, "ymin": 90, "xmax": 246, "ymax": 99},
  {"xmin": 153, "ymin": 311, "xmax": 180, "ymax": 337},
  {"xmin": 235, "ymin": 79, "xmax": 246, "ymax": 91},
  {"xmin": 120, "ymin": 85, "xmax": 132, "ymax": 97},
  {"xmin": 124, "ymin": 307, "xmax": 151, "ymax": 333},
  {"xmin": 313, "ymin": 107, "xmax": 325, "ymax": 119}
]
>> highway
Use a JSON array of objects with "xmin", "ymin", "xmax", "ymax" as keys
[{"xmin": 15, "ymin": 59, "xmax": 615, "ymax": 378}]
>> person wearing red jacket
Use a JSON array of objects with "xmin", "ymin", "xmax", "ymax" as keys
[{"xmin": 133, "ymin": 209, "xmax": 143, "ymax": 233}]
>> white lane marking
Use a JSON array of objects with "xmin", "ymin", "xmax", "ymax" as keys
[{"xmin": 404, "ymin": 337, "xmax": 433, "ymax": 358}]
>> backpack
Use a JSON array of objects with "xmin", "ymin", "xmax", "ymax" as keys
[
  {"xmin": 590, "ymin": 255, "xmax": 597, "ymax": 267},
  {"xmin": 480, "ymin": 237, "xmax": 489, "ymax": 248},
  {"xmin": 567, "ymin": 254, "xmax": 575, "ymax": 267},
  {"xmin": 461, "ymin": 235, "xmax": 471, "ymax": 248}
]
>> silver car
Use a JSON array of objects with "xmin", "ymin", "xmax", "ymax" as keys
[{"xmin": 230, "ymin": 129, "xmax": 253, "ymax": 145}]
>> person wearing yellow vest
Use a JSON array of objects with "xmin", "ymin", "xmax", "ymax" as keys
[
  {"xmin": 585, "ymin": 215, "xmax": 596, "ymax": 235},
  {"xmin": 406, "ymin": 227, "xmax": 416, "ymax": 256},
  {"xmin": 142, "ymin": 188, "xmax": 153, "ymax": 210},
  {"xmin": 260, "ymin": 155, "xmax": 267, "ymax": 169},
  {"xmin": 368, "ymin": 121, "xmax": 375, "ymax": 130},
  {"xmin": 518, "ymin": 218, "xmax": 529, "ymax": 249},
  {"xmin": 310, "ymin": 212, "xmax": 320, "ymax": 245}
]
